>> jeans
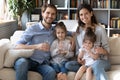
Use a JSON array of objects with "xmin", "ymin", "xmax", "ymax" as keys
[
  {"xmin": 91, "ymin": 59, "xmax": 111, "ymax": 80},
  {"xmin": 65, "ymin": 60, "xmax": 81, "ymax": 72},
  {"xmin": 51, "ymin": 61, "xmax": 67, "ymax": 73},
  {"xmin": 65, "ymin": 60, "xmax": 111, "ymax": 80},
  {"xmin": 14, "ymin": 58, "xmax": 56, "ymax": 80}
]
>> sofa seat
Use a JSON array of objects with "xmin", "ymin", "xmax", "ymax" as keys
[
  {"xmin": 0, "ymin": 68, "xmax": 42, "ymax": 80},
  {"xmin": 67, "ymin": 65, "xmax": 120, "ymax": 80}
]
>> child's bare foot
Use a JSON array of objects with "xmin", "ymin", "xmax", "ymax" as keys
[
  {"xmin": 57, "ymin": 72, "xmax": 63, "ymax": 80},
  {"xmin": 62, "ymin": 73, "xmax": 68, "ymax": 80},
  {"xmin": 57, "ymin": 72, "xmax": 68, "ymax": 80}
]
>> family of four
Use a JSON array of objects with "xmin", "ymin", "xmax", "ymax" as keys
[{"xmin": 14, "ymin": 3, "xmax": 111, "ymax": 80}]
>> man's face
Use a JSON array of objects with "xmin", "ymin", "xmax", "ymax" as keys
[{"xmin": 42, "ymin": 7, "xmax": 56, "ymax": 24}]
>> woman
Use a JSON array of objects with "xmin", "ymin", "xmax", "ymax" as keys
[{"xmin": 65, "ymin": 4, "xmax": 111, "ymax": 80}]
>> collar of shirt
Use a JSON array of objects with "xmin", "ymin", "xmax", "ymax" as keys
[{"xmin": 39, "ymin": 21, "xmax": 54, "ymax": 31}]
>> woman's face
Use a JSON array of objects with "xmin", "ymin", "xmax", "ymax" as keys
[{"xmin": 79, "ymin": 8, "xmax": 93, "ymax": 25}]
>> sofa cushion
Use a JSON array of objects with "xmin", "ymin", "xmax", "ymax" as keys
[
  {"xmin": 58, "ymin": 20, "xmax": 78, "ymax": 32},
  {"xmin": 0, "ymin": 68, "xmax": 42, "ymax": 80},
  {"xmin": 4, "ymin": 49, "xmax": 34, "ymax": 67},
  {"xmin": 109, "ymin": 37, "xmax": 120, "ymax": 65},
  {"xmin": 0, "ymin": 39, "xmax": 11, "ymax": 69},
  {"xmin": 10, "ymin": 30, "xmax": 24, "ymax": 45}
]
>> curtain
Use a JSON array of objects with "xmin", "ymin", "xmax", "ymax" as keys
[{"xmin": 0, "ymin": 0, "xmax": 12, "ymax": 20}]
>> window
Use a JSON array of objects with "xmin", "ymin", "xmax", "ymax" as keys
[{"xmin": 0, "ymin": 0, "xmax": 12, "ymax": 20}]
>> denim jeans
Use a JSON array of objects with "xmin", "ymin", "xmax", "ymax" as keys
[
  {"xmin": 91, "ymin": 59, "xmax": 111, "ymax": 80},
  {"xmin": 65, "ymin": 60, "xmax": 111, "ymax": 80},
  {"xmin": 14, "ymin": 58, "xmax": 56, "ymax": 80},
  {"xmin": 51, "ymin": 61, "xmax": 67, "ymax": 73},
  {"xmin": 65, "ymin": 60, "xmax": 81, "ymax": 72}
]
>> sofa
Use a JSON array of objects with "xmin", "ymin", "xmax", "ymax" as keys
[
  {"xmin": 0, "ymin": 20, "xmax": 120, "ymax": 80},
  {"xmin": 0, "ymin": 20, "xmax": 18, "ymax": 39}
]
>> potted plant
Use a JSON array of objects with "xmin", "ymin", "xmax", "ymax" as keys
[{"xmin": 8, "ymin": 0, "xmax": 35, "ymax": 29}]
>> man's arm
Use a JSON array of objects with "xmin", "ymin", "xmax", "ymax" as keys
[{"xmin": 15, "ymin": 43, "xmax": 50, "ymax": 52}]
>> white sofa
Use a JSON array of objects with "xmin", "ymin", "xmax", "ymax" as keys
[{"xmin": 0, "ymin": 20, "xmax": 120, "ymax": 80}]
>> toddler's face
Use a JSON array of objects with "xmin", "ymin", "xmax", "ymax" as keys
[{"xmin": 83, "ymin": 40, "xmax": 93, "ymax": 50}]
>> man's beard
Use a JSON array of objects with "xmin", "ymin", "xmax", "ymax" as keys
[{"xmin": 43, "ymin": 18, "xmax": 52, "ymax": 24}]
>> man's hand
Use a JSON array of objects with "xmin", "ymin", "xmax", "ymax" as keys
[{"xmin": 36, "ymin": 43, "xmax": 50, "ymax": 52}]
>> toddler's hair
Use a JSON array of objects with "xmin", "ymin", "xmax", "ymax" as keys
[{"xmin": 83, "ymin": 27, "xmax": 96, "ymax": 43}]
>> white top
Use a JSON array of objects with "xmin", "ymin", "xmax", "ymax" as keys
[{"xmin": 79, "ymin": 47, "xmax": 97, "ymax": 66}]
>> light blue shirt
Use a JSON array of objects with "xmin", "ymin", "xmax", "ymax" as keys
[{"xmin": 16, "ymin": 21, "xmax": 55, "ymax": 64}]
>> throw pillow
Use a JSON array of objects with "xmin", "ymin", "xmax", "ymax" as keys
[
  {"xmin": 109, "ymin": 37, "xmax": 120, "ymax": 65},
  {"xmin": 4, "ymin": 49, "xmax": 34, "ymax": 67}
]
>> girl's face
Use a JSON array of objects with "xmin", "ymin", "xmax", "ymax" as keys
[
  {"xmin": 83, "ymin": 40, "xmax": 93, "ymax": 50},
  {"xmin": 79, "ymin": 8, "xmax": 93, "ymax": 25},
  {"xmin": 56, "ymin": 28, "xmax": 66, "ymax": 41}
]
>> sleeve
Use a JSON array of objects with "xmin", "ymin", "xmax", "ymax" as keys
[
  {"xmin": 16, "ymin": 26, "xmax": 34, "ymax": 44},
  {"xmin": 50, "ymin": 40, "xmax": 59, "ymax": 58},
  {"xmin": 96, "ymin": 26, "xmax": 110, "ymax": 53},
  {"xmin": 101, "ymin": 27, "xmax": 110, "ymax": 53},
  {"xmin": 64, "ymin": 40, "xmax": 74, "ymax": 58}
]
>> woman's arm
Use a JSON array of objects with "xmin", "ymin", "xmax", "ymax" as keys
[
  {"xmin": 95, "ymin": 26, "xmax": 110, "ymax": 55},
  {"xmin": 88, "ymin": 50, "xmax": 99, "ymax": 60}
]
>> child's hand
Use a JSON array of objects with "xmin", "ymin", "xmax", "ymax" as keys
[
  {"xmin": 77, "ymin": 58, "xmax": 85, "ymax": 65},
  {"xmin": 58, "ymin": 49, "xmax": 67, "ymax": 55}
]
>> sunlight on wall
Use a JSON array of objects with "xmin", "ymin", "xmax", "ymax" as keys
[{"xmin": 113, "ymin": 73, "xmax": 120, "ymax": 80}]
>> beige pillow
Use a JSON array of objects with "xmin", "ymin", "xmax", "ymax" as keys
[
  {"xmin": 109, "ymin": 37, "xmax": 120, "ymax": 65},
  {"xmin": 4, "ymin": 49, "xmax": 34, "ymax": 67},
  {"xmin": 109, "ymin": 37, "xmax": 120, "ymax": 56}
]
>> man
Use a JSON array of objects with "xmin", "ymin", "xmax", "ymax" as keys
[{"xmin": 14, "ymin": 4, "xmax": 57, "ymax": 80}]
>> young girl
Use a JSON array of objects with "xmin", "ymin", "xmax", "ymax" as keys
[
  {"xmin": 74, "ymin": 27, "xmax": 99, "ymax": 80},
  {"xmin": 50, "ymin": 22, "xmax": 74, "ymax": 80}
]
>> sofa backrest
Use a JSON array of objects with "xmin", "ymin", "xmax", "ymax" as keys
[
  {"xmin": 58, "ymin": 20, "xmax": 78, "ymax": 32},
  {"xmin": 26, "ymin": 20, "xmax": 78, "ymax": 32},
  {"xmin": 109, "ymin": 37, "xmax": 120, "ymax": 65}
]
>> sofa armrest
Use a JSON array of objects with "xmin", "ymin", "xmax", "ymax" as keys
[{"xmin": 0, "ymin": 39, "xmax": 11, "ymax": 69}]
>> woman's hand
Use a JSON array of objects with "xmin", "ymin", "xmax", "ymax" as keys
[{"xmin": 94, "ymin": 47, "xmax": 107, "ymax": 55}]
